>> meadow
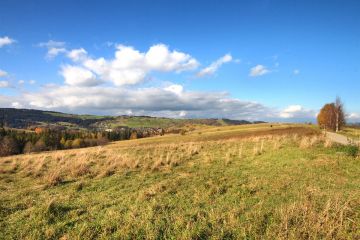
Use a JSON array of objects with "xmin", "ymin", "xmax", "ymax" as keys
[{"xmin": 0, "ymin": 124, "xmax": 359, "ymax": 239}]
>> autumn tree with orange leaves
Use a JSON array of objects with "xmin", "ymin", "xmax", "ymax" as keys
[{"xmin": 317, "ymin": 97, "xmax": 345, "ymax": 132}]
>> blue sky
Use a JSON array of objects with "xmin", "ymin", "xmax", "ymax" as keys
[{"xmin": 0, "ymin": 0, "xmax": 359, "ymax": 121}]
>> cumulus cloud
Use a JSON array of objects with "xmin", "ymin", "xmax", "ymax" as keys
[
  {"xmin": 347, "ymin": 113, "xmax": 360, "ymax": 122},
  {"xmin": 67, "ymin": 48, "xmax": 87, "ymax": 62},
  {"xmin": 38, "ymin": 40, "xmax": 66, "ymax": 59},
  {"xmin": 197, "ymin": 54, "xmax": 232, "ymax": 77},
  {"xmin": 249, "ymin": 65, "xmax": 269, "ymax": 77},
  {"xmin": 0, "ymin": 36, "xmax": 15, "ymax": 47},
  {"xmin": 280, "ymin": 105, "xmax": 316, "ymax": 119},
  {"xmin": 0, "ymin": 69, "xmax": 8, "ymax": 77},
  {"xmin": 60, "ymin": 65, "xmax": 101, "ymax": 86},
  {"xmin": 47, "ymin": 47, "xmax": 66, "ymax": 59},
  {"xmin": 65, "ymin": 43, "xmax": 199, "ymax": 86},
  {"xmin": 164, "ymin": 84, "xmax": 183, "ymax": 95},
  {"xmin": 0, "ymin": 81, "xmax": 10, "ymax": 88}
]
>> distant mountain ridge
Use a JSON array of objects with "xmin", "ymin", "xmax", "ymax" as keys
[{"xmin": 0, "ymin": 108, "xmax": 264, "ymax": 130}]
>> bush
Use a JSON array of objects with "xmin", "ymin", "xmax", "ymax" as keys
[
  {"xmin": 337, "ymin": 145, "xmax": 359, "ymax": 157},
  {"xmin": 0, "ymin": 136, "xmax": 20, "ymax": 156},
  {"xmin": 23, "ymin": 141, "xmax": 35, "ymax": 153},
  {"xmin": 130, "ymin": 132, "xmax": 138, "ymax": 140},
  {"xmin": 72, "ymin": 138, "xmax": 85, "ymax": 148},
  {"xmin": 64, "ymin": 140, "xmax": 73, "ymax": 149},
  {"xmin": 180, "ymin": 129, "xmax": 187, "ymax": 135}
]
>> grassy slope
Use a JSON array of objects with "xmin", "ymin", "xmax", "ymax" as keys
[{"xmin": 0, "ymin": 124, "xmax": 359, "ymax": 239}]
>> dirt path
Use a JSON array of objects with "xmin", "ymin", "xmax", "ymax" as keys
[{"xmin": 326, "ymin": 131, "xmax": 359, "ymax": 145}]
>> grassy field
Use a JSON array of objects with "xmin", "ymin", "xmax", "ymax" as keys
[
  {"xmin": 340, "ymin": 126, "xmax": 360, "ymax": 141},
  {"xmin": 0, "ymin": 124, "xmax": 359, "ymax": 239}
]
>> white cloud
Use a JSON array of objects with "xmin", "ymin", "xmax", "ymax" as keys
[
  {"xmin": 164, "ymin": 84, "xmax": 184, "ymax": 95},
  {"xmin": 0, "ymin": 69, "xmax": 8, "ymax": 77},
  {"xmin": 0, "ymin": 36, "xmax": 15, "ymax": 47},
  {"xmin": 293, "ymin": 69, "xmax": 300, "ymax": 75},
  {"xmin": 179, "ymin": 110, "xmax": 187, "ymax": 117},
  {"xmin": 38, "ymin": 40, "xmax": 65, "ymax": 48},
  {"xmin": 38, "ymin": 40, "xmax": 67, "ymax": 59},
  {"xmin": 29, "ymin": 80, "xmax": 36, "ymax": 85},
  {"xmin": 0, "ymin": 82, "xmax": 323, "ymax": 122},
  {"xmin": 47, "ymin": 47, "xmax": 66, "ymax": 59},
  {"xmin": 280, "ymin": 105, "xmax": 315, "ymax": 119},
  {"xmin": 0, "ymin": 81, "xmax": 10, "ymax": 88},
  {"xmin": 11, "ymin": 102, "xmax": 23, "ymax": 108},
  {"xmin": 0, "ymin": 94, "xmax": 15, "ymax": 107},
  {"xmin": 60, "ymin": 65, "xmax": 101, "ymax": 86},
  {"xmin": 347, "ymin": 113, "xmax": 360, "ymax": 122},
  {"xmin": 249, "ymin": 65, "xmax": 270, "ymax": 77},
  {"xmin": 18, "ymin": 80, "xmax": 25, "ymax": 85},
  {"xmin": 144, "ymin": 44, "xmax": 199, "ymax": 72},
  {"xmin": 67, "ymin": 48, "xmax": 87, "ymax": 62},
  {"xmin": 66, "ymin": 43, "xmax": 199, "ymax": 86},
  {"xmin": 197, "ymin": 54, "xmax": 233, "ymax": 77},
  {"xmin": 1, "ymin": 84, "xmax": 272, "ymax": 120}
]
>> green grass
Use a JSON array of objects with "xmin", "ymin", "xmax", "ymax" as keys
[{"xmin": 0, "ymin": 124, "xmax": 359, "ymax": 239}]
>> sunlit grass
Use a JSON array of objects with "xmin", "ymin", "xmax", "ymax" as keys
[{"xmin": 0, "ymin": 124, "xmax": 359, "ymax": 239}]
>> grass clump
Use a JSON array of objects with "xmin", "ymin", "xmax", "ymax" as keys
[{"xmin": 45, "ymin": 171, "xmax": 64, "ymax": 187}]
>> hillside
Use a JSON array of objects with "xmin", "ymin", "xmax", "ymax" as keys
[
  {"xmin": 0, "ymin": 108, "xmax": 256, "ymax": 130},
  {"xmin": 0, "ymin": 123, "xmax": 359, "ymax": 239}
]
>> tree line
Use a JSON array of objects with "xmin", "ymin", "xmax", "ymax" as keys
[{"xmin": 0, "ymin": 126, "xmax": 164, "ymax": 157}]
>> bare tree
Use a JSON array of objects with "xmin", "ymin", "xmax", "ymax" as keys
[{"xmin": 334, "ymin": 96, "xmax": 345, "ymax": 132}]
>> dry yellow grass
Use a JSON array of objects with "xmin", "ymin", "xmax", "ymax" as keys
[{"xmin": 2, "ymin": 124, "xmax": 358, "ymax": 239}]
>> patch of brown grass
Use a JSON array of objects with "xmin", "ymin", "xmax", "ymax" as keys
[
  {"xmin": 273, "ymin": 194, "xmax": 358, "ymax": 239},
  {"xmin": 44, "ymin": 171, "xmax": 63, "ymax": 187}
]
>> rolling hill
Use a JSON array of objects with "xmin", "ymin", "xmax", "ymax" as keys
[{"xmin": 0, "ymin": 108, "xmax": 261, "ymax": 130}]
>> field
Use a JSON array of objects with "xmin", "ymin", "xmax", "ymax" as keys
[
  {"xmin": 0, "ymin": 124, "xmax": 359, "ymax": 239},
  {"xmin": 341, "ymin": 126, "xmax": 360, "ymax": 141}
]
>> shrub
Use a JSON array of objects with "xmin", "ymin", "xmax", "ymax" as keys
[
  {"xmin": 64, "ymin": 140, "xmax": 73, "ymax": 149},
  {"xmin": 130, "ymin": 132, "xmax": 138, "ymax": 140},
  {"xmin": 23, "ymin": 141, "xmax": 35, "ymax": 153},
  {"xmin": 335, "ymin": 145, "xmax": 359, "ymax": 157},
  {"xmin": 72, "ymin": 138, "xmax": 85, "ymax": 148},
  {"xmin": 342, "ymin": 145, "xmax": 359, "ymax": 157},
  {"xmin": 0, "ymin": 136, "xmax": 20, "ymax": 156},
  {"xmin": 34, "ymin": 139, "xmax": 47, "ymax": 152}
]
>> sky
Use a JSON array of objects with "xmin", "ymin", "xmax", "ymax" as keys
[{"xmin": 0, "ymin": 0, "xmax": 359, "ymax": 122}]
